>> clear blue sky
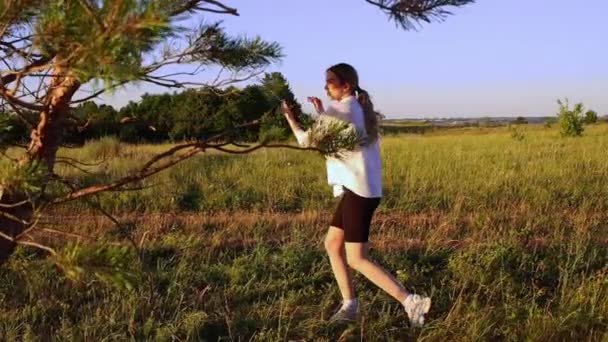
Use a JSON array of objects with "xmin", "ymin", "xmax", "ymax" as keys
[{"xmin": 99, "ymin": 0, "xmax": 608, "ymax": 118}]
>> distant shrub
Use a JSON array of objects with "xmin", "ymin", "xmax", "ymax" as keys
[
  {"xmin": 557, "ymin": 99, "xmax": 584, "ymax": 137},
  {"xmin": 513, "ymin": 116, "xmax": 528, "ymax": 125},
  {"xmin": 584, "ymin": 110, "xmax": 598, "ymax": 124}
]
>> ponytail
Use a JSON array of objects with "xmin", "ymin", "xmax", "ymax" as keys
[{"xmin": 355, "ymin": 87, "xmax": 380, "ymax": 143}]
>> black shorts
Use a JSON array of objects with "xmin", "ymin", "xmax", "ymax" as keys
[{"xmin": 330, "ymin": 187, "xmax": 381, "ymax": 243}]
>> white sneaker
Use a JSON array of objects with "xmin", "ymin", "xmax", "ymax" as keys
[
  {"xmin": 329, "ymin": 302, "xmax": 359, "ymax": 322},
  {"xmin": 403, "ymin": 294, "xmax": 431, "ymax": 328}
]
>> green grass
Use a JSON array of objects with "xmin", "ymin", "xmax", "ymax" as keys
[
  {"xmin": 1, "ymin": 124, "xmax": 607, "ymax": 340},
  {"xmin": 46, "ymin": 123, "xmax": 608, "ymax": 214}
]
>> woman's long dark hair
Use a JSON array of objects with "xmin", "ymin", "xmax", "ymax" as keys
[{"xmin": 327, "ymin": 63, "xmax": 380, "ymax": 142}]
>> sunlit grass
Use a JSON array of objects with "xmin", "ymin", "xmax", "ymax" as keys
[{"xmin": 1, "ymin": 123, "xmax": 607, "ymax": 340}]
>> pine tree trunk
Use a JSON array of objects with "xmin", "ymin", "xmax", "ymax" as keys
[
  {"xmin": 0, "ymin": 66, "xmax": 80, "ymax": 263},
  {"xmin": 26, "ymin": 66, "xmax": 80, "ymax": 170}
]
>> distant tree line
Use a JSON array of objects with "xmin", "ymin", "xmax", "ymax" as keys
[{"xmin": 1, "ymin": 72, "xmax": 310, "ymax": 145}]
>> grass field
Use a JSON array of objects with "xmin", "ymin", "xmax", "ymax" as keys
[{"xmin": 1, "ymin": 124, "xmax": 607, "ymax": 341}]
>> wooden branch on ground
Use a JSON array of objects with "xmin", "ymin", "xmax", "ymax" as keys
[{"xmin": 16, "ymin": 239, "xmax": 57, "ymax": 255}]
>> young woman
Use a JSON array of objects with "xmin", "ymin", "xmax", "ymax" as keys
[{"xmin": 282, "ymin": 63, "xmax": 431, "ymax": 327}]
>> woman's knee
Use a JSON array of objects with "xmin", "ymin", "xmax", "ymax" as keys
[
  {"xmin": 324, "ymin": 228, "xmax": 344, "ymax": 254},
  {"xmin": 345, "ymin": 244, "xmax": 369, "ymax": 270},
  {"xmin": 346, "ymin": 253, "xmax": 366, "ymax": 269}
]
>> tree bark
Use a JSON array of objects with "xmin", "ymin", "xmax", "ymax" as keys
[
  {"xmin": 0, "ymin": 65, "xmax": 80, "ymax": 263},
  {"xmin": 26, "ymin": 65, "xmax": 81, "ymax": 171}
]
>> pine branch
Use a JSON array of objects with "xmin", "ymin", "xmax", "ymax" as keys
[
  {"xmin": 0, "ymin": 87, "xmax": 46, "ymax": 111},
  {"xmin": 0, "ymin": 55, "xmax": 53, "ymax": 86},
  {"xmin": 202, "ymin": 0, "xmax": 239, "ymax": 15},
  {"xmin": 55, "ymin": 160, "xmax": 95, "ymax": 175},
  {"xmin": 305, "ymin": 119, "xmax": 370, "ymax": 158},
  {"xmin": 0, "ymin": 40, "xmax": 40, "ymax": 61},
  {"xmin": 0, "ymin": 210, "xmax": 31, "ymax": 225},
  {"xmin": 165, "ymin": 0, "xmax": 239, "ymax": 17},
  {"xmin": 0, "ymin": 198, "xmax": 31, "ymax": 209},
  {"xmin": 1, "ymin": 98, "xmax": 37, "ymax": 128},
  {"xmin": 185, "ymin": 23, "xmax": 283, "ymax": 70},
  {"xmin": 69, "ymin": 80, "xmax": 129, "ymax": 104},
  {"xmin": 138, "ymin": 119, "xmax": 263, "ymax": 172},
  {"xmin": 55, "ymin": 156, "xmax": 107, "ymax": 167},
  {"xmin": 52, "ymin": 146, "xmax": 204, "ymax": 204},
  {"xmin": 76, "ymin": 0, "xmax": 106, "ymax": 30},
  {"xmin": 365, "ymin": 0, "xmax": 475, "ymax": 30},
  {"xmin": 208, "ymin": 143, "xmax": 321, "ymax": 155},
  {"xmin": 50, "ymin": 117, "xmax": 324, "ymax": 205}
]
